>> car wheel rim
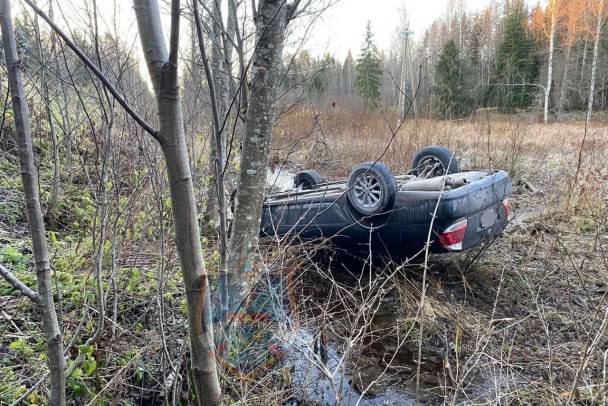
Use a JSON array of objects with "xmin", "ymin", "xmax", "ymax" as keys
[
  {"xmin": 418, "ymin": 156, "xmax": 445, "ymax": 178},
  {"xmin": 353, "ymin": 173, "xmax": 383, "ymax": 210}
]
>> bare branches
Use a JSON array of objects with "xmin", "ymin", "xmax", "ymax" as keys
[
  {"xmin": 287, "ymin": 0, "xmax": 301, "ymax": 20},
  {"xmin": 20, "ymin": 0, "xmax": 160, "ymax": 143},
  {"xmin": 0, "ymin": 263, "xmax": 40, "ymax": 303},
  {"xmin": 287, "ymin": 0, "xmax": 307, "ymax": 21},
  {"xmin": 192, "ymin": 0, "xmax": 229, "ymax": 339}
]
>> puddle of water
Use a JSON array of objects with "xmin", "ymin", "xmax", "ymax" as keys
[
  {"xmin": 267, "ymin": 167, "xmax": 297, "ymax": 192},
  {"xmin": 234, "ymin": 270, "xmax": 419, "ymax": 405},
  {"xmin": 283, "ymin": 327, "xmax": 416, "ymax": 406},
  {"xmin": 228, "ymin": 253, "xmax": 507, "ymax": 404}
]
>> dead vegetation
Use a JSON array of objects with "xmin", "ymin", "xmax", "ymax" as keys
[
  {"xmin": 263, "ymin": 107, "xmax": 608, "ymax": 403},
  {"xmin": 1, "ymin": 107, "xmax": 607, "ymax": 404}
]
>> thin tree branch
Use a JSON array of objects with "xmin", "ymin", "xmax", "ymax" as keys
[
  {"xmin": 287, "ymin": 0, "xmax": 302, "ymax": 20},
  {"xmin": 0, "ymin": 263, "xmax": 40, "ymax": 303},
  {"xmin": 192, "ymin": 0, "xmax": 229, "ymax": 346},
  {"xmin": 20, "ymin": 0, "xmax": 161, "ymax": 143}
]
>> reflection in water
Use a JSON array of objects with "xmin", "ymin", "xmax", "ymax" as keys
[
  {"xmin": 227, "ymin": 262, "xmax": 420, "ymax": 405},
  {"xmin": 286, "ymin": 328, "xmax": 416, "ymax": 405}
]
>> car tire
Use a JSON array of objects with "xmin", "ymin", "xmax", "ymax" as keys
[
  {"xmin": 294, "ymin": 170, "xmax": 325, "ymax": 190},
  {"xmin": 412, "ymin": 146, "xmax": 459, "ymax": 178},
  {"xmin": 347, "ymin": 162, "xmax": 397, "ymax": 216}
]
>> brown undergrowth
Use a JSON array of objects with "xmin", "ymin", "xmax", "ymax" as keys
[
  {"xmin": 266, "ymin": 107, "xmax": 608, "ymax": 403},
  {"xmin": 1, "ymin": 107, "xmax": 607, "ymax": 404}
]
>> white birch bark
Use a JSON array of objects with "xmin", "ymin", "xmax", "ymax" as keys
[
  {"xmin": 544, "ymin": 2, "xmax": 557, "ymax": 124},
  {"xmin": 587, "ymin": 0, "xmax": 604, "ymax": 125}
]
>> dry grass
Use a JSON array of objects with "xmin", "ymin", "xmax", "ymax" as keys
[
  {"xmin": 2, "ymin": 104, "xmax": 607, "ymax": 404},
  {"xmin": 274, "ymin": 107, "xmax": 608, "ymax": 184},
  {"xmin": 267, "ymin": 106, "xmax": 608, "ymax": 403}
]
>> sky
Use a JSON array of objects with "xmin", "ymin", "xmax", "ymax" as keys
[
  {"xmin": 16, "ymin": 0, "xmax": 545, "ymax": 64},
  {"xmin": 301, "ymin": 0, "xmax": 544, "ymax": 60}
]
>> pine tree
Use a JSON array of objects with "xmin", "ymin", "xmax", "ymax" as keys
[
  {"xmin": 355, "ymin": 21, "xmax": 383, "ymax": 109},
  {"xmin": 467, "ymin": 18, "xmax": 484, "ymax": 106},
  {"xmin": 491, "ymin": 1, "xmax": 539, "ymax": 111},
  {"xmin": 434, "ymin": 40, "xmax": 473, "ymax": 118}
]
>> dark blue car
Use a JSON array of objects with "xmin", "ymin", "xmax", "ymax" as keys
[{"xmin": 261, "ymin": 147, "xmax": 512, "ymax": 256}]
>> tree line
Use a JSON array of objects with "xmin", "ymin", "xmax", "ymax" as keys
[{"xmin": 286, "ymin": 0, "xmax": 608, "ymax": 122}]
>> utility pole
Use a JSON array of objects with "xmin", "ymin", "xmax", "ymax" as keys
[{"xmin": 398, "ymin": 28, "xmax": 415, "ymax": 119}]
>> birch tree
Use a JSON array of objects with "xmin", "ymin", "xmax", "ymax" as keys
[
  {"xmin": 544, "ymin": 0, "xmax": 559, "ymax": 123},
  {"xmin": 132, "ymin": 0, "xmax": 222, "ymax": 404},
  {"xmin": 586, "ymin": 0, "xmax": 605, "ymax": 124},
  {"xmin": 0, "ymin": 0, "xmax": 66, "ymax": 404},
  {"xmin": 531, "ymin": 0, "xmax": 562, "ymax": 123}
]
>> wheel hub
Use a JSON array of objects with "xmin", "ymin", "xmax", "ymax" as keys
[{"xmin": 353, "ymin": 173, "xmax": 383, "ymax": 209}]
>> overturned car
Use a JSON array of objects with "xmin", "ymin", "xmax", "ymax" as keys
[{"xmin": 261, "ymin": 146, "xmax": 512, "ymax": 256}]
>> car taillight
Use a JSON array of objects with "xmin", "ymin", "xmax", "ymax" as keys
[
  {"xmin": 439, "ymin": 218, "xmax": 468, "ymax": 251},
  {"xmin": 502, "ymin": 199, "xmax": 511, "ymax": 219}
]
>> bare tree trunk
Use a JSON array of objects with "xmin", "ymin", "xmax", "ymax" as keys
[
  {"xmin": 407, "ymin": 36, "xmax": 417, "ymax": 119},
  {"xmin": 587, "ymin": 0, "xmax": 604, "ymax": 125},
  {"xmin": 578, "ymin": 37, "xmax": 589, "ymax": 104},
  {"xmin": 557, "ymin": 42, "xmax": 572, "ymax": 119},
  {"xmin": 203, "ymin": 0, "xmax": 236, "ymax": 228},
  {"xmin": 203, "ymin": 136, "xmax": 220, "ymax": 226},
  {"xmin": 544, "ymin": 4, "xmax": 556, "ymax": 124},
  {"xmin": 203, "ymin": 0, "xmax": 224, "ymax": 226},
  {"xmin": 223, "ymin": 0, "xmax": 237, "ymax": 101},
  {"xmin": 47, "ymin": 0, "xmax": 73, "ymax": 166},
  {"xmin": 398, "ymin": 8, "xmax": 409, "ymax": 119},
  {"xmin": 0, "ymin": 1, "xmax": 66, "ymax": 404},
  {"xmin": 133, "ymin": 0, "xmax": 222, "ymax": 404},
  {"xmin": 226, "ymin": 0, "xmax": 296, "ymax": 314}
]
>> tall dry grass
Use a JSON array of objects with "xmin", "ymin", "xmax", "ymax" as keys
[
  {"xmin": 268, "ymin": 107, "xmax": 608, "ymax": 403},
  {"xmin": 274, "ymin": 107, "xmax": 608, "ymax": 188}
]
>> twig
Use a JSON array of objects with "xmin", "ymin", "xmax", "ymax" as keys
[
  {"xmin": 9, "ymin": 373, "xmax": 49, "ymax": 406},
  {"xmin": 0, "ymin": 263, "xmax": 40, "ymax": 303},
  {"xmin": 84, "ymin": 351, "xmax": 141, "ymax": 406},
  {"xmin": 20, "ymin": 0, "xmax": 161, "ymax": 143}
]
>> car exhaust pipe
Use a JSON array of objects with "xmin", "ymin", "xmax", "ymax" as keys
[{"xmin": 400, "ymin": 171, "xmax": 488, "ymax": 192}]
